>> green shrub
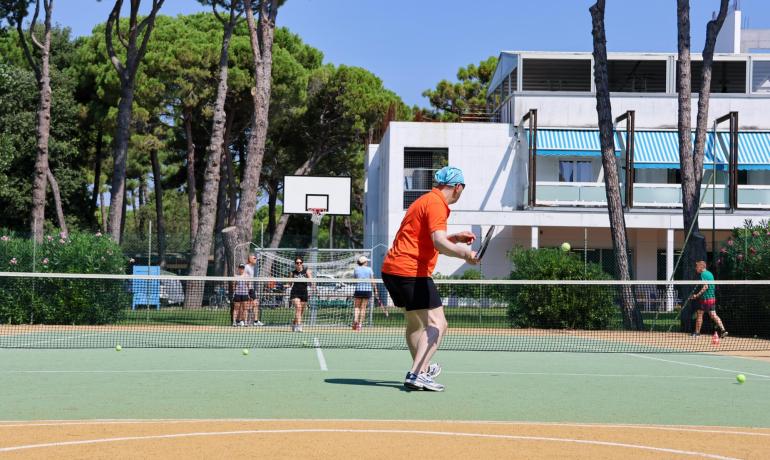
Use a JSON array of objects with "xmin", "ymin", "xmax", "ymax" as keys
[
  {"xmin": 0, "ymin": 230, "xmax": 129, "ymax": 325},
  {"xmin": 434, "ymin": 269, "xmax": 484, "ymax": 299},
  {"xmin": 714, "ymin": 220, "xmax": 770, "ymax": 338},
  {"xmin": 506, "ymin": 248, "xmax": 616, "ymax": 329}
]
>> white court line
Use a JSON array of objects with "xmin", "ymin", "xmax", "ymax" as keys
[
  {"xmin": 626, "ymin": 353, "xmax": 770, "ymax": 379},
  {"xmin": 0, "ymin": 428, "xmax": 741, "ymax": 459},
  {"xmin": 313, "ymin": 337, "xmax": 327, "ymax": 371},
  {"xmin": 1, "ymin": 419, "xmax": 769, "ymax": 437}
]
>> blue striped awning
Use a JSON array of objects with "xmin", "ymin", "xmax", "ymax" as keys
[
  {"xmin": 724, "ymin": 132, "xmax": 770, "ymax": 170},
  {"xmin": 530, "ymin": 129, "xmax": 770, "ymax": 170},
  {"xmin": 619, "ymin": 131, "xmax": 725, "ymax": 169},
  {"xmin": 531, "ymin": 129, "xmax": 619, "ymax": 156}
]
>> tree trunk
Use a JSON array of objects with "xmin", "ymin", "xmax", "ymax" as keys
[
  {"xmin": 107, "ymin": 82, "xmax": 135, "ymax": 241},
  {"xmin": 138, "ymin": 176, "xmax": 147, "ymax": 239},
  {"xmin": 590, "ymin": 0, "xmax": 640, "ymax": 330},
  {"xmin": 99, "ymin": 191, "xmax": 107, "ymax": 232},
  {"xmin": 105, "ymin": 0, "xmax": 165, "ymax": 241},
  {"xmin": 677, "ymin": 0, "xmax": 729, "ymax": 331},
  {"xmin": 150, "ymin": 148, "xmax": 166, "ymax": 268},
  {"xmin": 267, "ymin": 180, "xmax": 277, "ymax": 239},
  {"xmin": 23, "ymin": 1, "xmax": 55, "ymax": 243},
  {"xmin": 214, "ymin": 112, "xmax": 234, "ymax": 276},
  {"xmin": 91, "ymin": 126, "xmax": 104, "ymax": 223},
  {"xmin": 222, "ymin": 226, "xmax": 240, "ymax": 277},
  {"xmin": 235, "ymin": 0, "xmax": 280, "ymax": 247},
  {"xmin": 184, "ymin": 110, "xmax": 198, "ymax": 244},
  {"xmin": 186, "ymin": 5, "xmax": 239, "ymax": 307},
  {"xmin": 45, "ymin": 169, "xmax": 67, "ymax": 236}
]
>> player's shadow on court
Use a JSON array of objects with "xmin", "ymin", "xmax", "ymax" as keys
[{"xmin": 324, "ymin": 378, "xmax": 407, "ymax": 391}]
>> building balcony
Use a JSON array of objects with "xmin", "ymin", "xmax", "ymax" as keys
[{"xmin": 535, "ymin": 182, "xmax": 770, "ymax": 209}]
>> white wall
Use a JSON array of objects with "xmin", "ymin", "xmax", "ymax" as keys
[
  {"xmin": 715, "ymin": 7, "xmax": 741, "ymax": 54},
  {"xmin": 506, "ymin": 93, "xmax": 770, "ymax": 129}
]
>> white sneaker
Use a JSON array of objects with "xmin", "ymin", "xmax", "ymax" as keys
[
  {"xmin": 232, "ymin": 321, "xmax": 237, "ymax": 327},
  {"xmin": 295, "ymin": 325, "xmax": 303, "ymax": 332},
  {"xmin": 254, "ymin": 320, "xmax": 264, "ymax": 326},
  {"xmin": 426, "ymin": 362, "xmax": 442, "ymax": 378},
  {"xmin": 238, "ymin": 321, "xmax": 245, "ymax": 327},
  {"xmin": 404, "ymin": 371, "xmax": 444, "ymax": 391}
]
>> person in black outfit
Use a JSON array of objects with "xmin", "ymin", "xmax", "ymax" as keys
[{"xmin": 289, "ymin": 257, "xmax": 314, "ymax": 332}]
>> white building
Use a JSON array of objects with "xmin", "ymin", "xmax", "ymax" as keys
[{"xmin": 365, "ymin": 4, "xmax": 770, "ymax": 280}]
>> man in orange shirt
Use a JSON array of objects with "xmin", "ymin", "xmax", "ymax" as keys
[{"xmin": 381, "ymin": 166, "xmax": 478, "ymax": 391}]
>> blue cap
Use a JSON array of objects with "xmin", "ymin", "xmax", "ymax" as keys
[{"xmin": 434, "ymin": 166, "xmax": 465, "ymax": 186}]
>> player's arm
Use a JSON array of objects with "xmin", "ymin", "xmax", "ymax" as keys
[
  {"xmin": 307, "ymin": 268, "xmax": 316, "ymax": 291},
  {"xmin": 691, "ymin": 282, "xmax": 707, "ymax": 299},
  {"xmin": 432, "ymin": 230, "xmax": 478, "ymax": 265},
  {"xmin": 448, "ymin": 231, "xmax": 476, "ymax": 245}
]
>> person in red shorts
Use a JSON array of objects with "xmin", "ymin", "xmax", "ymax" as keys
[
  {"xmin": 381, "ymin": 166, "xmax": 478, "ymax": 392},
  {"xmin": 690, "ymin": 260, "xmax": 727, "ymax": 338}
]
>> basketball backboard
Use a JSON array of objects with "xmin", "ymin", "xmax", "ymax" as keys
[{"xmin": 282, "ymin": 175, "xmax": 352, "ymax": 215}]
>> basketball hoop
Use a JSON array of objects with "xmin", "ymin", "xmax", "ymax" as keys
[{"xmin": 309, "ymin": 208, "xmax": 326, "ymax": 225}]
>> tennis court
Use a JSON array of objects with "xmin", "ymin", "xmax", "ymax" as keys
[{"xmin": 2, "ymin": 274, "xmax": 770, "ymax": 458}]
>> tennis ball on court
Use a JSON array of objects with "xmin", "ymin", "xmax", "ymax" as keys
[
  {"xmin": 115, "ymin": 345, "xmax": 122, "ymax": 352},
  {"xmin": 560, "ymin": 242, "xmax": 571, "ymax": 252},
  {"xmin": 242, "ymin": 348, "xmax": 249, "ymax": 356},
  {"xmin": 736, "ymin": 374, "xmax": 746, "ymax": 384}
]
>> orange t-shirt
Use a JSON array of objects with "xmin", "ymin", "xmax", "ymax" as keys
[{"xmin": 381, "ymin": 188, "xmax": 449, "ymax": 277}]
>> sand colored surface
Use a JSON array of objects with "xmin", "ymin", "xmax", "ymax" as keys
[{"xmin": 1, "ymin": 419, "xmax": 769, "ymax": 459}]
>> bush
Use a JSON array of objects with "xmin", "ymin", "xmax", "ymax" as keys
[
  {"xmin": 434, "ymin": 269, "xmax": 484, "ymax": 300},
  {"xmin": 0, "ymin": 230, "xmax": 129, "ymax": 325},
  {"xmin": 713, "ymin": 220, "xmax": 770, "ymax": 338},
  {"xmin": 506, "ymin": 248, "xmax": 616, "ymax": 329}
]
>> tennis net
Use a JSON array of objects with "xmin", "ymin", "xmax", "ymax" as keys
[{"xmin": 1, "ymin": 272, "xmax": 769, "ymax": 352}]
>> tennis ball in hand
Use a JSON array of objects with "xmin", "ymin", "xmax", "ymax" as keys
[
  {"xmin": 242, "ymin": 348, "xmax": 249, "ymax": 356},
  {"xmin": 736, "ymin": 374, "xmax": 746, "ymax": 384},
  {"xmin": 115, "ymin": 345, "xmax": 122, "ymax": 352},
  {"xmin": 560, "ymin": 242, "xmax": 571, "ymax": 252}
]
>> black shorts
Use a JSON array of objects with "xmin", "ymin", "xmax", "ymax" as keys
[
  {"xmin": 381, "ymin": 273, "xmax": 442, "ymax": 311},
  {"xmin": 354, "ymin": 290, "xmax": 372, "ymax": 299},
  {"xmin": 233, "ymin": 294, "xmax": 250, "ymax": 302},
  {"xmin": 290, "ymin": 292, "xmax": 308, "ymax": 302},
  {"xmin": 248, "ymin": 289, "xmax": 257, "ymax": 300}
]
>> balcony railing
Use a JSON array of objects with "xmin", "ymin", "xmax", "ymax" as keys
[{"xmin": 535, "ymin": 182, "xmax": 770, "ymax": 208}]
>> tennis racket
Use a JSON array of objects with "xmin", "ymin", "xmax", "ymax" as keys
[
  {"xmin": 475, "ymin": 226, "xmax": 496, "ymax": 261},
  {"xmin": 376, "ymin": 295, "xmax": 388, "ymax": 317}
]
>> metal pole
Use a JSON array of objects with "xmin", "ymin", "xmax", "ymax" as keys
[{"xmin": 260, "ymin": 222, "xmax": 264, "ymax": 248}]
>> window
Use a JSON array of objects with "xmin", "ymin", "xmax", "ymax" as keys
[
  {"xmin": 559, "ymin": 160, "xmax": 592, "ymax": 182},
  {"xmin": 522, "ymin": 58, "xmax": 591, "ymax": 92},
  {"xmin": 403, "ymin": 148, "xmax": 448, "ymax": 209},
  {"xmin": 752, "ymin": 61, "xmax": 770, "ymax": 93},
  {"xmin": 679, "ymin": 60, "xmax": 747, "ymax": 93},
  {"xmin": 607, "ymin": 60, "xmax": 667, "ymax": 92}
]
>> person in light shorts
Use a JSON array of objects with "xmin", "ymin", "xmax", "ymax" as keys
[{"xmin": 352, "ymin": 256, "xmax": 378, "ymax": 331}]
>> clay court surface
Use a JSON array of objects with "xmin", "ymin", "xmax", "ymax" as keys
[
  {"xmin": 1, "ymin": 346, "xmax": 769, "ymax": 458},
  {"xmin": 2, "ymin": 419, "xmax": 770, "ymax": 459}
]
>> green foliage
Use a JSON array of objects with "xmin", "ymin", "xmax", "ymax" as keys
[
  {"xmin": 506, "ymin": 248, "xmax": 616, "ymax": 329},
  {"xmin": 0, "ymin": 60, "xmax": 90, "ymax": 232},
  {"xmin": 0, "ymin": 230, "xmax": 129, "ymax": 324},
  {"xmin": 422, "ymin": 56, "xmax": 497, "ymax": 121},
  {"xmin": 714, "ymin": 219, "xmax": 770, "ymax": 338}
]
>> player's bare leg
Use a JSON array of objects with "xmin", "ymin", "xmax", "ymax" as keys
[
  {"xmin": 694, "ymin": 310, "xmax": 704, "ymax": 334},
  {"xmin": 408, "ymin": 307, "xmax": 447, "ymax": 375},
  {"xmin": 709, "ymin": 311, "xmax": 726, "ymax": 334}
]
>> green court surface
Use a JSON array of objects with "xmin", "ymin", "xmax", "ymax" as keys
[{"xmin": 1, "ymin": 347, "xmax": 769, "ymax": 427}]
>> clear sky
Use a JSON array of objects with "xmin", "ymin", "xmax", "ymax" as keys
[{"xmin": 55, "ymin": 0, "xmax": 770, "ymax": 107}]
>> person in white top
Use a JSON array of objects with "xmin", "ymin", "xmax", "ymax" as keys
[
  {"xmin": 352, "ymin": 256, "xmax": 379, "ymax": 331},
  {"xmin": 244, "ymin": 254, "xmax": 263, "ymax": 326},
  {"xmin": 232, "ymin": 264, "xmax": 251, "ymax": 327}
]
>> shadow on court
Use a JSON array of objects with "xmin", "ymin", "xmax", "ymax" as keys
[{"xmin": 324, "ymin": 378, "xmax": 406, "ymax": 390}]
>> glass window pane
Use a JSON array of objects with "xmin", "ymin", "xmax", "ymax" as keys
[
  {"xmin": 576, "ymin": 161, "xmax": 592, "ymax": 182},
  {"xmin": 752, "ymin": 61, "xmax": 770, "ymax": 93},
  {"xmin": 559, "ymin": 161, "xmax": 574, "ymax": 182}
]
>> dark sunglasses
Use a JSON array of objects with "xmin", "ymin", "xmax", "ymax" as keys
[{"xmin": 295, "ymin": 261, "xmax": 303, "ymax": 264}]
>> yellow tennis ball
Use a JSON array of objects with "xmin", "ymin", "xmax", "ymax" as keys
[
  {"xmin": 736, "ymin": 374, "xmax": 746, "ymax": 384},
  {"xmin": 560, "ymin": 242, "xmax": 571, "ymax": 252},
  {"xmin": 242, "ymin": 348, "xmax": 249, "ymax": 355},
  {"xmin": 115, "ymin": 345, "xmax": 122, "ymax": 352}
]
